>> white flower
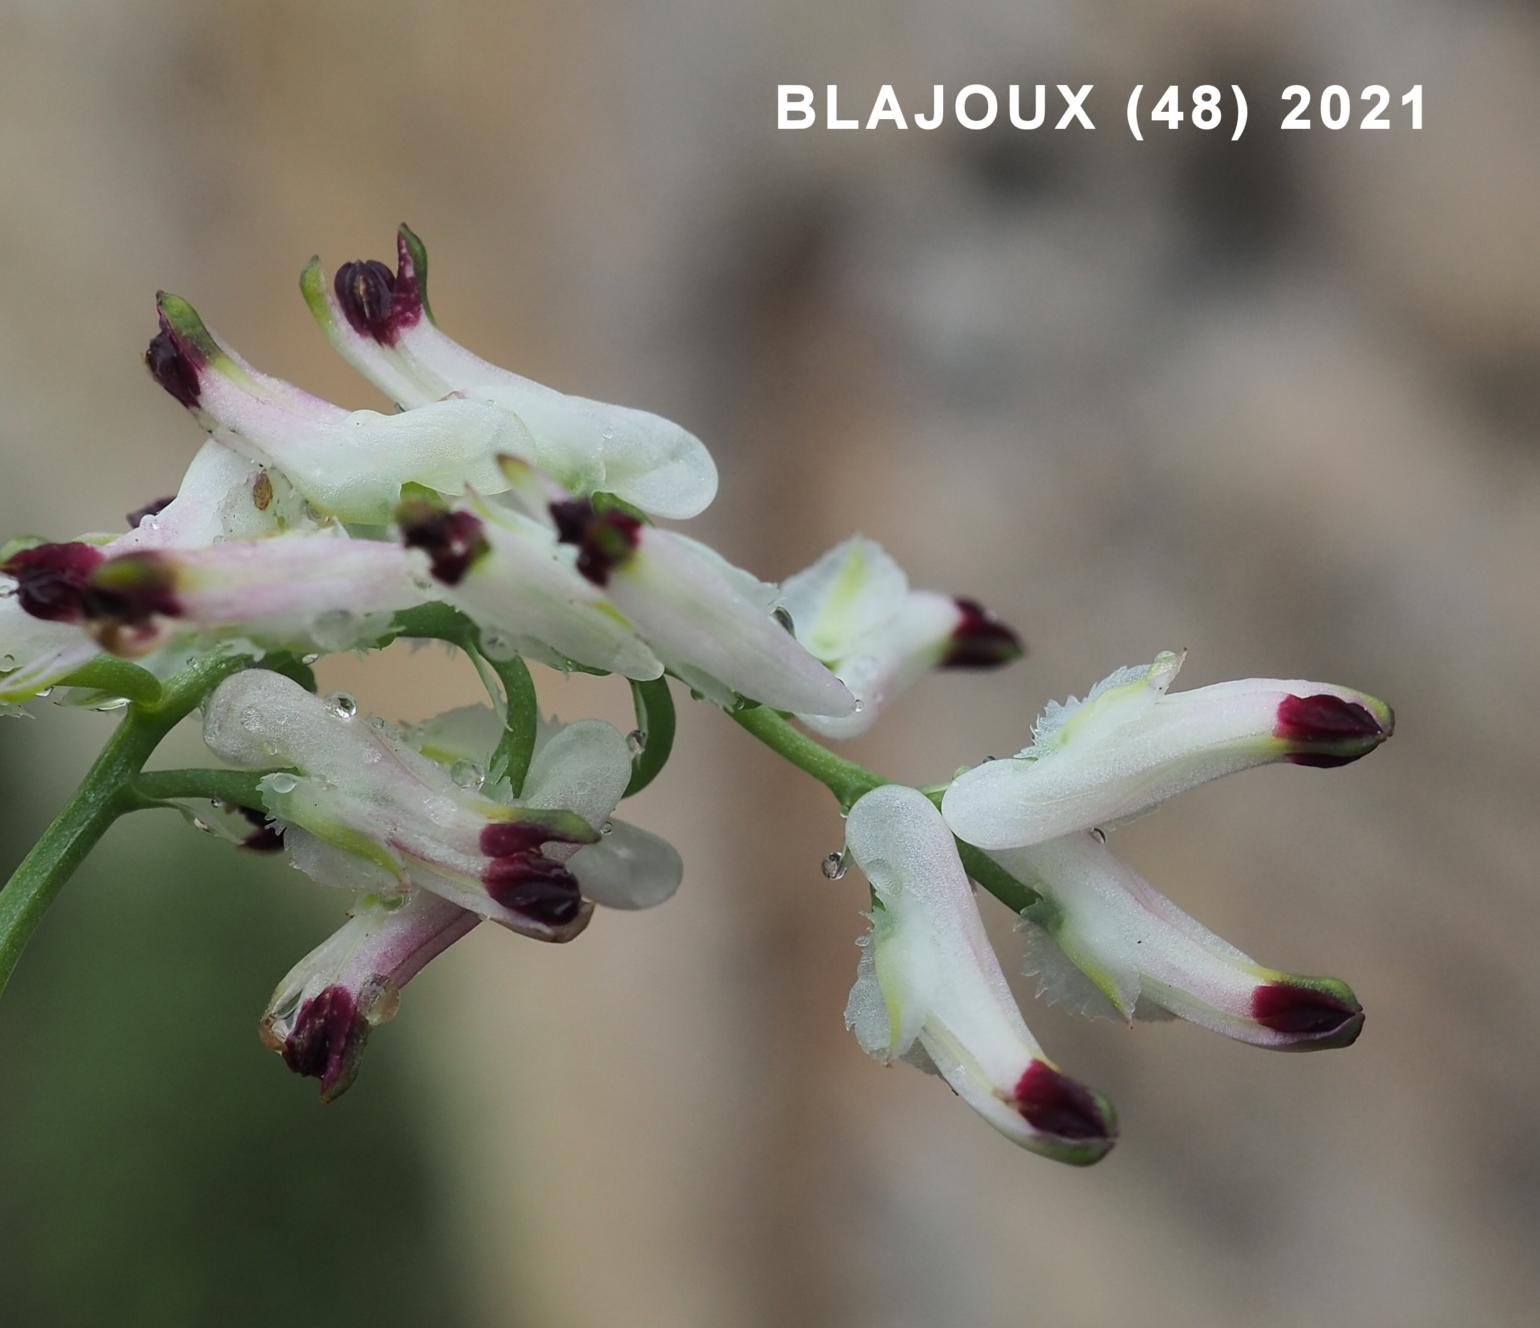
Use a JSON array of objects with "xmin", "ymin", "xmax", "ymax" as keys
[
  {"xmin": 395, "ymin": 494, "xmax": 663, "ymax": 680},
  {"xmin": 780, "ymin": 536, "xmax": 1022, "ymax": 738},
  {"xmin": 941, "ymin": 651, "xmax": 1394, "ymax": 850},
  {"xmin": 843, "ymin": 784, "xmax": 1116, "ymax": 1164},
  {"xmin": 65, "ymin": 529, "xmax": 428, "ymax": 658},
  {"xmin": 1, "ymin": 440, "xmax": 306, "ymax": 703},
  {"xmin": 302, "ymin": 226, "xmax": 718, "ymax": 520},
  {"xmin": 148, "ymin": 294, "xmax": 524, "ymax": 523},
  {"xmin": 551, "ymin": 499, "xmax": 857, "ymax": 717},
  {"xmin": 992, "ymin": 832, "xmax": 1364, "ymax": 1049}
]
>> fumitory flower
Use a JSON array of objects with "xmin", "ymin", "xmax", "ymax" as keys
[
  {"xmin": 302, "ymin": 225, "xmax": 718, "ymax": 520},
  {"xmin": 842, "ymin": 784, "xmax": 1117, "ymax": 1164},
  {"xmin": 146, "ymin": 293, "xmax": 524, "ymax": 523},
  {"xmin": 779, "ymin": 535, "xmax": 1022, "ymax": 738},
  {"xmin": 18, "ymin": 530, "xmax": 427, "ymax": 659},
  {"xmin": 1, "ymin": 439, "xmax": 304, "ymax": 704},
  {"xmin": 994, "ymin": 831, "xmax": 1364, "ymax": 1049},
  {"xmin": 941, "ymin": 650, "xmax": 1394, "ymax": 849},
  {"xmin": 548, "ymin": 497, "xmax": 858, "ymax": 716},
  {"xmin": 260, "ymin": 887, "xmax": 475, "ymax": 1102}
]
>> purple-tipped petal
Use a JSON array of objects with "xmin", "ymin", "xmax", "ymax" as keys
[
  {"xmin": 549, "ymin": 498, "xmax": 642, "ymax": 586},
  {"xmin": 941, "ymin": 597, "xmax": 1024, "ymax": 670},
  {"xmin": 1012, "ymin": 1061, "xmax": 1118, "ymax": 1147},
  {"xmin": 483, "ymin": 853, "xmax": 586, "ymax": 927},
  {"xmin": 1276, "ymin": 693, "xmax": 1393, "ymax": 768},
  {"xmin": 1, "ymin": 542, "xmax": 104, "ymax": 622},
  {"xmin": 397, "ymin": 498, "xmax": 489, "ymax": 585},
  {"xmin": 144, "ymin": 325, "xmax": 203, "ymax": 408},
  {"xmin": 280, "ymin": 984, "xmax": 371, "ymax": 1103},
  {"xmin": 1252, "ymin": 979, "xmax": 1364, "ymax": 1049}
]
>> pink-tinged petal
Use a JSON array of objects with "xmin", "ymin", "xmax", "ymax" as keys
[
  {"xmin": 81, "ymin": 533, "xmax": 429, "ymax": 658},
  {"xmin": 149, "ymin": 293, "xmax": 523, "ymax": 523},
  {"xmin": 262, "ymin": 889, "xmax": 478, "ymax": 1101}
]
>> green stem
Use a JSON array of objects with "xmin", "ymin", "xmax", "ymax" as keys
[
  {"xmin": 0, "ymin": 650, "xmax": 253, "ymax": 997},
  {"xmin": 728, "ymin": 706, "xmax": 1040, "ymax": 913},
  {"xmin": 623, "ymin": 677, "xmax": 675, "ymax": 798},
  {"xmin": 390, "ymin": 604, "xmax": 539, "ymax": 797},
  {"xmin": 131, "ymin": 768, "xmax": 271, "ymax": 812}
]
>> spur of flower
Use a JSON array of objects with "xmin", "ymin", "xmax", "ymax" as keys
[{"xmin": 0, "ymin": 224, "xmax": 1393, "ymax": 1165}]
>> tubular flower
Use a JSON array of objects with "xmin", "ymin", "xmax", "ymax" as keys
[
  {"xmin": 1, "ymin": 440, "xmax": 305, "ymax": 704},
  {"xmin": 147, "ymin": 293, "xmax": 524, "ymax": 523},
  {"xmin": 302, "ymin": 226, "xmax": 718, "ymax": 520},
  {"xmin": 261, "ymin": 888, "xmax": 476, "ymax": 1102},
  {"xmin": 779, "ymin": 535, "xmax": 1022, "ymax": 738},
  {"xmin": 941, "ymin": 651, "xmax": 1394, "ymax": 850},
  {"xmin": 202, "ymin": 670, "xmax": 604, "ymax": 941},
  {"xmin": 992, "ymin": 832, "xmax": 1364, "ymax": 1050},
  {"xmin": 394, "ymin": 494, "xmax": 663, "ymax": 680},
  {"xmin": 842, "ymin": 785, "xmax": 1117, "ymax": 1165},
  {"xmin": 33, "ymin": 530, "xmax": 428, "ymax": 658},
  {"xmin": 549, "ymin": 498, "xmax": 856, "ymax": 716}
]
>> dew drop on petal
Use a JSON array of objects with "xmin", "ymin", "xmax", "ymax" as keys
[
  {"xmin": 35, "ymin": 686, "xmax": 52, "ymax": 699},
  {"xmin": 1090, "ymin": 827, "xmax": 1107, "ymax": 844},
  {"xmin": 821, "ymin": 850, "xmax": 848, "ymax": 880},
  {"xmin": 450, "ymin": 759, "xmax": 483, "ymax": 790},
  {"xmin": 359, "ymin": 975, "xmax": 401, "ymax": 1027},
  {"xmin": 625, "ymin": 729, "xmax": 645, "ymax": 756},
  {"xmin": 94, "ymin": 697, "xmax": 130, "ymax": 712},
  {"xmin": 240, "ymin": 705, "xmax": 263, "ymax": 733},
  {"xmin": 301, "ymin": 653, "xmax": 320, "ymax": 665},
  {"xmin": 191, "ymin": 817, "xmax": 212, "ymax": 833},
  {"xmin": 600, "ymin": 819, "xmax": 614, "ymax": 836},
  {"xmin": 0, "ymin": 653, "xmax": 15, "ymax": 670},
  {"xmin": 267, "ymin": 772, "xmax": 300, "ymax": 794},
  {"xmin": 324, "ymin": 691, "xmax": 357, "ymax": 720},
  {"xmin": 852, "ymin": 699, "xmax": 865, "ymax": 714}
]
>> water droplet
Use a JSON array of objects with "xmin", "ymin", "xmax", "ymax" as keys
[
  {"xmin": 139, "ymin": 513, "xmax": 160, "ymax": 532},
  {"xmin": 240, "ymin": 705, "xmax": 262, "ymax": 732},
  {"xmin": 35, "ymin": 686, "xmax": 52, "ymax": 699},
  {"xmin": 625, "ymin": 729, "xmax": 645, "ymax": 756},
  {"xmin": 772, "ymin": 606, "xmax": 796, "ymax": 635},
  {"xmin": 359, "ymin": 975, "xmax": 401, "ymax": 1026},
  {"xmin": 600, "ymin": 819, "xmax": 614, "ymax": 836},
  {"xmin": 94, "ymin": 697, "xmax": 130, "ymax": 712},
  {"xmin": 1090, "ymin": 827, "xmax": 1107, "ymax": 844},
  {"xmin": 450, "ymin": 759, "xmax": 483, "ymax": 790},
  {"xmin": 191, "ymin": 816, "xmax": 212, "ymax": 833},
  {"xmin": 0, "ymin": 653, "xmax": 15, "ymax": 670},
  {"xmin": 308, "ymin": 608, "xmax": 357, "ymax": 652},
  {"xmin": 324, "ymin": 691, "xmax": 357, "ymax": 720},
  {"xmin": 267, "ymin": 772, "xmax": 300, "ymax": 794},
  {"xmin": 852, "ymin": 699, "xmax": 865, "ymax": 714},
  {"xmin": 821, "ymin": 850, "xmax": 848, "ymax": 880},
  {"xmin": 301, "ymin": 653, "xmax": 320, "ymax": 665}
]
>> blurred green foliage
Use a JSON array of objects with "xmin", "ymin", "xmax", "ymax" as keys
[{"xmin": 0, "ymin": 721, "xmax": 475, "ymax": 1328}]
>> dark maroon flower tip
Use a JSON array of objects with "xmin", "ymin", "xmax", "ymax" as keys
[
  {"xmin": 1, "ymin": 541, "xmax": 104, "ymax": 622},
  {"xmin": 479, "ymin": 816, "xmax": 596, "ymax": 857},
  {"xmin": 1275, "ymin": 693, "xmax": 1391, "ymax": 768},
  {"xmin": 396, "ymin": 499, "xmax": 488, "ymax": 585},
  {"xmin": 125, "ymin": 496, "xmax": 175, "ymax": 530},
  {"xmin": 281, "ymin": 985, "xmax": 370, "ymax": 1103},
  {"xmin": 941, "ymin": 598, "xmax": 1025, "ymax": 670},
  {"xmin": 236, "ymin": 805, "xmax": 284, "ymax": 852},
  {"xmin": 483, "ymin": 853, "xmax": 584, "ymax": 925},
  {"xmin": 333, "ymin": 234, "xmax": 424, "ymax": 346},
  {"xmin": 1012, "ymin": 1061, "xmax": 1117, "ymax": 1143},
  {"xmin": 1252, "ymin": 981, "xmax": 1364, "ymax": 1049},
  {"xmin": 144, "ymin": 324, "xmax": 202, "ymax": 409},
  {"xmin": 549, "ymin": 499, "xmax": 642, "ymax": 586}
]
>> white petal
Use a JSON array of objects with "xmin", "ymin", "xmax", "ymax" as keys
[
  {"xmin": 780, "ymin": 536, "xmax": 910, "ymax": 662},
  {"xmin": 567, "ymin": 820, "xmax": 683, "ymax": 910}
]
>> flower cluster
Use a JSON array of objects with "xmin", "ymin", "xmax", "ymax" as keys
[{"xmin": 0, "ymin": 227, "xmax": 1391, "ymax": 1162}]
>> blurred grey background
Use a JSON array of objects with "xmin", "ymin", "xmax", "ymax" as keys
[{"xmin": 2, "ymin": 1, "xmax": 1537, "ymax": 1325}]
